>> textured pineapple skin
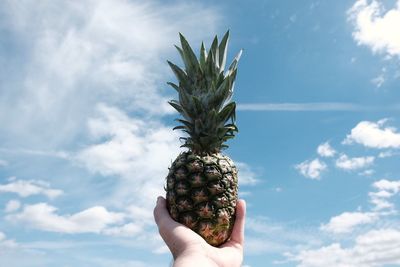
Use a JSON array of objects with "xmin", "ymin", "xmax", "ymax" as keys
[{"xmin": 165, "ymin": 151, "xmax": 238, "ymax": 246}]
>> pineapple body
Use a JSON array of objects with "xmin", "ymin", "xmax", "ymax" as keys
[{"xmin": 166, "ymin": 151, "xmax": 238, "ymax": 246}]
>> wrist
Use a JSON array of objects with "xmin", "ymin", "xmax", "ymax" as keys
[{"xmin": 173, "ymin": 251, "xmax": 218, "ymax": 267}]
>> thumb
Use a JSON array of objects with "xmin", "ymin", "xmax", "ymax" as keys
[{"xmin": 229, "ymin": 199, "xmax": 246, "ymax": 246}]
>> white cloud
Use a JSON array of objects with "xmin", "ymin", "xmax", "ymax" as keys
[
  {"xmin": 75, "ymin": 104, "xmax": 181, "ymax": 209},
  {"xmin": 0, "ymin": 232, "xmax": 18, "ymax": 249},
  {"xmin": 0, "ymin": 179, "xmax": 63, "ymax": 199},
  {"xmin": 0, "ymin": 159, "xmax": 8, "ymax": 167},
  {"xmin": 335, "ymin": 154, "xmax": 374, "ymax": 170},
  {"xmin": 0, "ymin": 0, "xmax": 220, "ymax": 148},
  {"xmin": 368, "ymin": 179, "xmax": 400, "ymax": 211},
  {"xmin": 237, "ymin": 102, "xmax": 362, "ymax": 111},
  {"xmin": 320, "ymin": 212, "xmax": 377, "ymax": 234},
  {"xmin": 295, "ymin": 158, "xmax": 327, "ymax": 180},
  {"xmin": 358, "ymin": 169, "xmax": 375, "ymax": 176},
  {"xmin": 236, "ymin": 162, "xmax": 260, "ymax": 186},
  {"xmin": 378, "ymin": 150, "xmax": 400, "ymax": 158},
  {"xmin": 7, "ymin": 203, "xmax": 125, "ymax": 234},
  {"xmin": 321, "ymin": 178, "xmax": 400, "ymax": 236},
  {"xmin": 373, "ymin": 179, "xmax": 400, "ymax": 193},
  {"xmin": 5, "ymin": 200, "xmax": 21, "ymax": 213},
  {"xmin": 245, "ymin": 216, "xmax": 322, "ymax": 255},
  {"xmin": 103, "ymin": 223, "xmax": 142, "ymax": 237},
  {"xmin": 348, "ymin": 0, "xmax": 400, "ymax": 57},
  {"xmin": 292, "ymin": 228, "xmax": 400, "ymax": 267},
  {"xmin": 343, "ymin": 119, "xmax": 400, "ymax": 148},
  {"xmin": 371, "ymin": 73, "xmax": 385, "ymax": 87},
  {"xmin": 317, "ymin": 142, "xmax": 336, "ymax": 157}
]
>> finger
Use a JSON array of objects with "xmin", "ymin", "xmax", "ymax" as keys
[
  {"xmin": 153, "ymin": 196, "xmax": 170, "ymax": 226},
  {"xmin": 153, "ymin": 196, "xmax": 182, "ymax": 238},
  {"xmin": 229, "ymin": 199, "xmax": 246, "ymax": 245}
]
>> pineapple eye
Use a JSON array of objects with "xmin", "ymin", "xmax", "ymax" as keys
[
  {"xmin": 204, "ymin": 165, "xmax": 222, "ymax": 180},
  {"xmin": 186, "ymin": 159, "xmax": 204, "ymax": 173}
]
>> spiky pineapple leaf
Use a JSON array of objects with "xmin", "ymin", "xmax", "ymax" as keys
[
  {"xmin": 210, "ymin": 35, "xmax": 219, "ymax": 69},
  {"xmin": 218, "ymin": 31, "xmax": 230, "ymax": 71},
  {"xmin": 167, "ymin": 82, "xmax": 180, "ymax": 92},
  {"xmin": 167, "ymin": 61, "xmax": 192, "ymax": 93},
  {"xmin": 199, "ymin": 42, "xmax": 207, "ymax": 72},
  {"xmin": 218, "ymin": 102, "xmax": 236, "ymax": 124},
  {"xmin": 179, "ymin": 33, "xmax": 200, "ymax": 77},
  {"xmin": 227, "ymin": 49, "xmax": 243, "ymax": 75}
]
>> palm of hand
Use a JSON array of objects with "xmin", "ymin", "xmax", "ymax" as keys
[{"xmin": 154, "ymin": 197, "xmax": 245, "ymax": 267}]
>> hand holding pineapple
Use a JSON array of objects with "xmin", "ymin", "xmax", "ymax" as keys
[{"xmin": 154, "ymin": 196, "xmax": 246, "ymax": 267}]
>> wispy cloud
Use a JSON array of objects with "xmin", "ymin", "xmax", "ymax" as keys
[
  {"xmin": 0, "ymin": 0, "xmax": 221, "ymax": 149},
  {"xmin": 6, "ymin": 203, "xmax": 125, "ymax": 234},
  {"xmin": 237, "ymin": 102, "xmax": 400, "ymax": 111},
  {"xmin": 0, "ymin": 178, "xmax": 63, "ymax": 199},
  {"xmin": 237, "ymin": 102, "xmax": 363, "ymax": 111},
  {"xmin": 4, "ymin": 200, "xmax": 21, "ymax": 213},
  {"xmin": 0, "ymin": 159, "xmax": 8, "ymax": 167}
]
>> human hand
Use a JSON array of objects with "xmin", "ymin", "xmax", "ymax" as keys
[{"xmin": 154, "ymin": 196, "xmax": 246, "ymax": 267}]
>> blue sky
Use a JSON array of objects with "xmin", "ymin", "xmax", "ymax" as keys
[{"xmin": 1, "ymin": 0, "xmax": 400, "ymax": 266}]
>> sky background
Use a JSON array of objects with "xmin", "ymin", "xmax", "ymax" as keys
[{"xmin": 1, "ymin": 0, "xmax": 400, "ymax": 266}]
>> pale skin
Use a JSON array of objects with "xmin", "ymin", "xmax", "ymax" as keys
[{"xmin": 153, "ymin": 196, "xmax": 246, "ymax": 267}]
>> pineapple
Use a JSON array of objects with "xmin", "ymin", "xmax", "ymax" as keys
[{"xmin": 165, "ymin": 31, "xmax": 242, "ymax": 246}]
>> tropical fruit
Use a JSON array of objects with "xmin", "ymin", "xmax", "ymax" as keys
[{"xmin": 165, "ymin": 31, "xmax": 242, "ymax": 246}]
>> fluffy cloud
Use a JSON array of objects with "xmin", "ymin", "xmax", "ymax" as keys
[
  {"xmin": 369, "ymin": 179, "xmax": 400, "ymax": 210},
  {"xmin": 0, "ymin": 178, "xmax": 63, "ymax": 199},
  {"xmin": 348, "ymin": 0, "xmax": 400, "ymax": 57},
  {"xmin": 343, "ymin": 119, "xmax": 400, "ymax": 148},
  {"xmin": 6, "ymin": 203, "xmax": 125, "ymax": 234},
  {"xmin": 292, "ymin": 228, "xmax": 400, "ymax": 267},
  {"xmin": 317, "ymin": 142, "xmax": 336, "ymax": 157},
  {"xmin": 320, "ymin": 212, "xmax": 377, "ymax": 234},
  {"xmin": 295, "ymin": 158, "xmax": 327, "ymax": 180},
  {"xmin": 4, "ymin": 200, "xmax": 21, "ymax": 213},
  {"xmin": 335, "ymin": 154, "xmax": 374, "ymax": 170},
  {"xmin": 373, "ymin": 179, "xmax": 400, "ymax": 193},
  {"xmin": 75, "ymin": 104, "xmax": 181, "ymax": 209}
]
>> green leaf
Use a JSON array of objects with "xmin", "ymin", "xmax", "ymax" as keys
[
  {"xmin": 173, "ymin": 125, "xmax": 186, "ymax": 131},
  {"xmin": 179, "ymin": 33, "xmax": 200, "ymax": 77},
  {"xmin": 175, "ymin": 119, "xmax": 193, "ymax": 129},
  {"xmin": 218, "ymin": 30, "xmax": 230, "ymax": 71},
  {"xmin": 210, "ymin": 35, "xmax": 219, "ymax": 69},
  {"xmin": 167, "ymin": 61, "xmax": 192, "ymax": 94},
  {"xmin": 167, "ymin": 82, "xmax": 179, "ymax": 92},
  {"xmin": 174, "ymin": 45, "xmax": 184, "ymax": 61},
  {"xmin": 199, "ymin": 42, "xmax": 207, "ymax": 71},
  {"xmin": 227, "ymin": 49, "xmax": 243, "ymax": 75},
  {"xmin": 168, "ymin": 100, "xmax": 183, "ymax": 113},
  {"xmin": 224, "ymin": 123, "xmax": 238, "ymax": 132},
  {"xmin": 218, "ymin": 102, "xmax": 236, "ymax": 124}
]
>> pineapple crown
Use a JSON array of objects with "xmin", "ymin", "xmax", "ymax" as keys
[{"xmin": 167, "ymin": 31, "xmax": 242, "ymax": 155}]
